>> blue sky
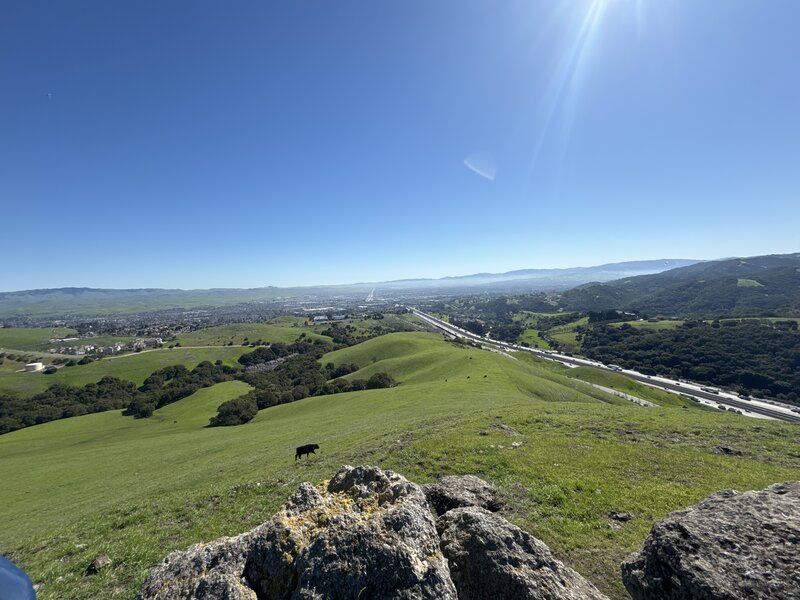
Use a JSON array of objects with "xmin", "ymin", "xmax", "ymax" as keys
[{"xmin": 2, "ymin": 0, "xmax": 798, "ymax": 290}]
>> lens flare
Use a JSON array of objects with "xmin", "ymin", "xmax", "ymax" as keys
[{"xmin": 464, "ymin": 153, "xmax": 497, "ymax": 181}]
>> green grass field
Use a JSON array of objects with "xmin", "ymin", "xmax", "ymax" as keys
[
  {"xmin": 512, "ymin": 310, "xmax": 570, "ymax": 324},
  {"xmin": 177, "ymin": 322, "xmax": 330, "ymax": 346},
  {"xmin": 519, "ymin": 328, "xmax": 552, "ymax": 349},
  {"xmin": 737, "ymin": 278, "xmax": 764, "ymax": 287},
  {"xmin": 1, "ymin": 332, "xmax": 798, "ymax": 599},
  {"xmin": 0, "ymin": 346, "xmax": 251, "ymax": 397},
  {"xmin": 70, "ymin": 334, "xmax": 138, "ymax": 348},
  {"xmin": 543, "ymin": 316, "xmax": 588, "ymax": 352},
  {"xmin": 0, "ymin": 327, "xmax": 78, "ymax": 351}
]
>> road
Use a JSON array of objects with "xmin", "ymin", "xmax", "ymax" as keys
[{"xmin": 412, "ymin": 309, "xmax": 800, "ymax": 424}]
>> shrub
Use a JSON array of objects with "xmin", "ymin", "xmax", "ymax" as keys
[
  {"xmin": 209, "ymin": 396, "xmax": 258, "ymax": 427},
  {"xmin": 366, "ymin": 372, "xmax": 395, "ymax": 389},
  {"xmin": 123, "ymin": 398, "xmax": 155, "ymax": 418}
]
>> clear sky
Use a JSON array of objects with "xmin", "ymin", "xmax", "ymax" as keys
[{"xmin": 2, "ymin": 0, "xmax": 798, "ymax": 291}]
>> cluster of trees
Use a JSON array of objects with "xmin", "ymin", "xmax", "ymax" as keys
[
  {"xmin": 448, "ymin": 317, "xmax": 523, "ymax": 343},
  {"xmin": 0, "ymin": 376, "xmax": 139, "ymax": 434},
  {"xmin": 441, "ymin": 296, "xmax": 582, "ymax": 345},
  {"xmin": 123, "ymin": 361, "xmax": 237, "ymax": 418},
  {"xmin": 581, "ymin": 320, "xmax": 800, "ymax": 403},
  {"xmin": 489, "ymin": 323, "xmax": 524, "ymax": 342},
  {"xmin": 208, "ymin": 396, "xmax": 258, "ymax": 427},
  {"xmin": 127, "ymin": 342, "xmax": 338, "ymax": 423},
  {"xmin": 237, "ymin": 337, "xmax": 329, "ymax": 367},
  {"xmin": 587, "ymin": 310, "xmax": 630, "ymax": 324},
  {"xmin": 1, "ymin": 329, "xmax": 400, "ymax": 433},
  {"xmin": 319, "ymin": 324, "xmax": 363, "ymax": 347},
  {"xmin": 210, "ymin": 354, "xmax": 395, "ymax": 426},
  {"xmin": 560, "ymin": 260, "xmax": 800, "ymax": 318},
  {"xmin": 452, "ymin": 319, "xmax": 486, "ymax": 336}
]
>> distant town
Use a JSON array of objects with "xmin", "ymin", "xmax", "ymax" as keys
[{"xmin": 48, "ymin": 336, "xmax": 163, "ymax": 356}]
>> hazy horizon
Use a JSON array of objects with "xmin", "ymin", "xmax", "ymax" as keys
[{"xmin": 2, "ymin": 253, "xmax": 790, "ymax": 294}]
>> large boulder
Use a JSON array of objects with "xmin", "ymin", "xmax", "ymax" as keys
[
  {"xmin": 138, "ymin": 466, "xmax": 456, "ymax": 600},
  {"xmin": 438, "ymin": 506, "xmax": 609, "ymax": 600},
  {"xmin": 137, "ymin": 466, "xmax": 606, "ymax": 600},
  {"xmin": 621, "ymin": 481, "xmax": 800, "ymax": 600},
  {"xmin": 136, "ymin": 531, "xmax": 257, "ymax": 600},
  {"xmin": 423, "ymin": 475, "xmax": 504, "ymax": 516},
  {"xmin": 243, "ymin": 465, "xmax": 456, "ymax": 599}
]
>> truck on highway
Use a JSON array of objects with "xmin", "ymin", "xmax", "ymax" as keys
[{"xmin": 701, "ymin": 386, "xmax": 720, "ymax": 394}]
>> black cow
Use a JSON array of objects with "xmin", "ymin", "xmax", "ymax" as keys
[{"xmin": 295, "ymin": 443, "xmax": 319, "ymax": 461}]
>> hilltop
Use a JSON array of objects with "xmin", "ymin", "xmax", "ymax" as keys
[{"xmin": 1, "ymin": 330, "xmax": 798, "ymax": 599}]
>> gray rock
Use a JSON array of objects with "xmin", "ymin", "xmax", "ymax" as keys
[
  {"xmin": 423, "ymin": 475, "xmax": 504, "ymax": 516},
  {"xmin": 438, "ymin": 506, "xmax": 609, "ymax": 600},
  {"xmin": 713, "ymin": 445, "xmax": 743, "ymax": 456},
  {"xmin": 609, "ymin": 511, "xmax": 633, "ymax": 522},
  {"xmin": 138, "ymin": 466, "xmax": 609, "ymax": 600},
  {"xmin": 136, "ymin": 532, "xmax": 256, "ymax": 599},
  {"xmin": 488, "ymin": 423, "xmax": 521, "ymax": 436},
  {"xmin": 84, "ymin": 554, "xmax": 111, "ymax": 576},
  {"xmin": 244, "ymin": 465, "xmax": 456, "ymax": 600},
  {"xmin": 621, "ymin": 481, "xmax": 800, "ymax": 600},
  {"xmin": 193, "ymin": 573, "xmax": 257, "ymax": 600}
]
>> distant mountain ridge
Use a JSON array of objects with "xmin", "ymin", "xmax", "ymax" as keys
[
  {"xmin": 561, "ymin": 253, "xmax": 800, "ymax": 316},
  {"xmin": 353, "ymin": 259, "xmax": 699, "ymax": 291},
  {"xmin": 0, "ymin": 259, "xmax": 697, "ymax": 317}
]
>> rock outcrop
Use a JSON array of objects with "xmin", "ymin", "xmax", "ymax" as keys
[
  {"xmin": 438, "ymin": 507, "xmax": 608, "ymax": 600},
  {"xmin": 242, "ymin": 467, "xmax": 456, "ymax": 600},
  {"xmin": 138, "ymin": 466, "xmax": 604, "ymax": 600},
  {"xmin": 621, "ymin": 481, "xmax": 800, "ymax": 600},
  {"xmin": 423, "ymin": 474, "xmax": 504, "ymax": 516},
  {"xmin": 136, "ymin": 531, "xmax": 257, "ymax": 600}
]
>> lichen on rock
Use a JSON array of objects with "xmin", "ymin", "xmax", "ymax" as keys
[{"xmin": 137, "ymin": 466, "xmax": 609, "ymax": 600}]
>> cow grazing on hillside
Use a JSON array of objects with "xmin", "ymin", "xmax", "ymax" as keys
[{"xmin": 295, "ymin": 444, "xmax": 319, "ymax": 461}]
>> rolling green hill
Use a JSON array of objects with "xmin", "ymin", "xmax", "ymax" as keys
[
  {"xmin": 561, "ymin": 253, "xmax": 800, "ymax": 316},
  {"xmin": 0, "ymin": 327, "xmax": 78, "ymax": 351},
  {"xmin": 1, "ymin": 332, "xmax": 798, "ymax": 599},
  {"xmin": 176, "ymin": 322, "xmax": 330, "ymax": 346}
]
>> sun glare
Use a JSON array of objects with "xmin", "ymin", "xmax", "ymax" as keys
[{"xmin": 528, "ymin": 0, "xmax": 650, "ymax": 181}]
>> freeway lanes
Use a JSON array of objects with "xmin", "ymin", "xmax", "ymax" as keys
[{"xmin": 412, "ymin": 309, "xmax": 800, "ymax": 424}]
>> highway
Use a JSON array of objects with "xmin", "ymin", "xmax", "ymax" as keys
[{"xmin": 412, "ymin": 309, "xmax": 800, "ymax": 424}]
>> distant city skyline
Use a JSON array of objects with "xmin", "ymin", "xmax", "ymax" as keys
[{"xmin": 2, "ymin": 1, "xmax": 799, "ymax": 291}]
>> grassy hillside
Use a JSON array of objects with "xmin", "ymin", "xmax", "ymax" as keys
[
  {"xmin": 1, "ymin": 332, "xmax": 798, "ymax": 599},
  {"xmin": 0, "ymin": 319, "xmax": 331, "ymax": 398},
  {"xmin": 0, "ymin": 346, "xmax": 250, "ymax": 397},
  {"xmin": 0, "ymin": 327, "xmax": 78, "ymax": 351},
  {"xmin": 176, "ymin": 322, "xmax": 330, "ymax": 346},
  {"xmin": 561, "ymin": 253, "xmax": 800, "ymax": 316}
]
